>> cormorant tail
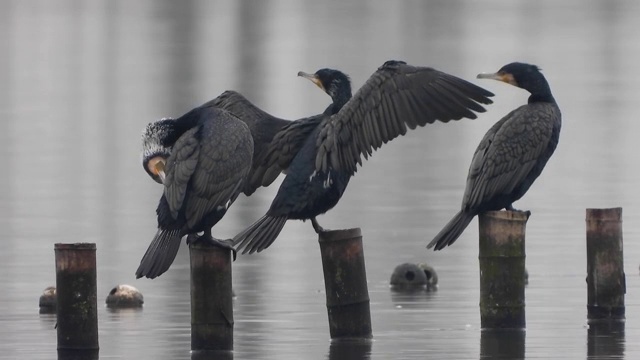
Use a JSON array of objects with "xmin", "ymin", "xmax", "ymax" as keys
[
  {"xmin": 427, "ymin": 210, "xmax": 475, "ymax": 250},
  {"xmin": 136, "ymin": 229, "xmax": 182, "ymax": 279},
  {"xmin": 233, "ymin": 215, "xmax": 288, "ymax": 254}
]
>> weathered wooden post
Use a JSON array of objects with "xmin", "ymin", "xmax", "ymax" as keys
[
  {"xmin": 54, "ymin": 243, "xmax": 99, "ymax": 351},
  {"xmin": 318, "ymin": 228, "xmax": 372, "ymax": 338},
  {"xmin": 189, "ymin": 242, "xmax": 234, "ymax": 353},
  {"xmin": 586, "ymin": 207, "xmax": 625, "ymax": 320},
  {"xmin": 478, "ymin": 210, "xmax": 528, "ymax": 329}
]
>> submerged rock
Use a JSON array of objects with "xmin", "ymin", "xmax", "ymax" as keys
[
  {"xmin": 106, "ymin": 284, "xmax": 144, "ymax": 308},
  {"xmin": 39, "ymin": 286, "xmax": 57, "ymax": 313},
  {"xmin": 418, "ymin": 263, "xmax": 439, "ymax": 289},
  {"xmin": 390, "ymin": 263, "xmax": 428, "ymax": 290}
]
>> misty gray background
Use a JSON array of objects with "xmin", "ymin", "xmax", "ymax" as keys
[{"xmin": 1, "ymin": 0, "xmax": 639, "ymax": 359}]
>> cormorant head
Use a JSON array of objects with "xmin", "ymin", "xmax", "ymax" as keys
[
  {"xmin": 141, "ymin": 118, "xmax": 174, "ymax": 184},
  {"xmin": 477, "ymin": 62, "xmax": 548, "ymax": 94},
  {"xmin": 298, "ymin": 68, "xmax": 352, "ymax": 104}
]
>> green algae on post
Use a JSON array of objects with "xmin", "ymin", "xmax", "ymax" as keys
[
  {"xmin": 586, "ymin": 207, "xmax": 625, "ymax": 321},
  {"xmin": 478, "ymin": 210, "xmax": 529, "ymax": 329}
]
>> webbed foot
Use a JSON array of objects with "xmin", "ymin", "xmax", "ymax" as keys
[{"xmin": 187, "ymin": 234, "xmax": 237, "ymax": 261}]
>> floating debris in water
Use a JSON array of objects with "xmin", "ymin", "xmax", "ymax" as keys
[
  {"xmin": 39, "ymin": 286, "xmax": 57, "ymax": 313},
  {"xmin": 106, "ymin": 284, "xmax": 144, "ymax": 308},
  {"xmin": 418, "ymin": 263, "xmax": 439, "ymax": 289}
]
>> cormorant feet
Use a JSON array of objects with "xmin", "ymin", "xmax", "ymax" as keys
[
  {"xmin": 186, "ymin": 234, "xmax": 237, "ymax": 261},
  {"xmin": 504, "ymin": 205, "xmax": 532, "ymax": 219},
  {"xmin": 310, "ymin": 217, "xmax": 329, "ymax": 234}
]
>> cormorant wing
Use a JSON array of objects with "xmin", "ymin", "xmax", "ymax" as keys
[
  {"xmin": 204, "ymin": 91, "xmax": 291, "ymax": 196},
  {"xmin": 163, "ymin": 127, "xmax": 200, "ymax": 220},
  {"xmin": 163, "ymin": 113, "xmax": 252, "ymax": 229},
  {"xmin": 250, "ymin": 115, "xmax": 324, "ymax": 190},
  {"xmin": 462, "ymin": 105, "xmax": 557, "ymax": 210},
  {"xmin": 314, "ymin": 61, "xmax": 495, "ymax": 176}
]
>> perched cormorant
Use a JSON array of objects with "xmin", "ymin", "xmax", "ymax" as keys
[
  {"xmin": 137, "ymin": 82, "xmax": 350, "ymax": 278},
  {"xmin": 136, "ymin": 105, "xmax": 254, "ymax": 279},
  {"xmin": 427, "ymin": 62, "xmax": 561, "ymax": 250},
  {"xmin": 233, "ymin": 60, "xmax": 495, "ymax": 254}
]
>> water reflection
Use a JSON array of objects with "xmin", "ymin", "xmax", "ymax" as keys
[
  {"xmin": 57, "ymin": 349, "xmax": 99, "ymax": 360},
  {"xmin": 327, "ymin": 338, "xmax": 372, "ymax": 360},
  {"xmin": 389, "ymin": 288, "xmax": 438, "ymax": 310},
  {"xmin": 587, "ymin": 321, "xmax": 625, "ymax": 360},
  {"xmin": 480, "ymin": 329, "xmax": 525, "ymax": 360},
  {"xmin": 191, "ymin": 350, "xmax": 233, "ymax": 360}
]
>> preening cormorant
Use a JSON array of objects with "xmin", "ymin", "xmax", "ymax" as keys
[
  {"xmin": 233, "ymin": 60, "xmax": 495, "ymax": 254},
  {"xmin": 137, "ymin": 83, "xmax": 349, "ymax": 279},
  {"xmin": 427, "ymin": 62, "xmax": 561, "ymax": 250},
  {"xmin": 136, "ymin": 105, "xmax": 254, "ymax": 279}
]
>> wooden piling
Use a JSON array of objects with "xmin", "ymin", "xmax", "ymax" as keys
[
  {"xmin": 318, "ymin": 228, "xmax": 372, "ymax": 339},
  {"xmin": 586, "ymin": 207, "xmax": 625, "ymax": 320},
  {"xmin": 54, "ymin": 243, "xmax": 99, "ymax": 350},
  {"xmin": 478, "ymin": 210, "xmax": 529, "ymax": 329},
  {"xmin": 189, "ymin": 242, "xmax": 234, "ymax": 352}
]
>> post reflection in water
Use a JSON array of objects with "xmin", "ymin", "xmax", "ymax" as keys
[
  {"xmin": 191, "ymin": 350, "xmax": 233, "ymax": 360},
  {"xmin": 57, "ymin": 350, "xmax": 99, "ymax": 360},
  {"xmin": 327, "ymin": 338, "xmax": 372, "ymax": 360},
  {"xmin": 587, "ymin": 321, "xmax": 625, "ymax": 359},
  {"xmin": 479, "ymin": 329, "xmax": 525, "ymax": 360}
]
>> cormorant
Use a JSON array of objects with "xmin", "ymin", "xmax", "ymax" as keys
[
  {"xmin": 136, "ymin": 105, "xmax": 254, "ymax": 279},
  {"xmin": 233, "ymin": 60, "xmax": 495, "ymax": 254},
  {"xmin": 137, "ymin": 79, "xmax": 349, "ymax": 278},
  {"xmin": 427, "ymin": 62, "xmax": 561, "ymax": 250}
]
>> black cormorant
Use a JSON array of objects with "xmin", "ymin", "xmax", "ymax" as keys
[
  {"xmin": 137, "ymin": 79, "xmax": 350, "ymax": 278},
  {"xmin": 136, "ymin": 105, "xmax": 254, "ymax": 279},
  {"xmin": 233, "ymin": 60, "xmax": 495, "ymax": 254},
  {"xmin": 427, "ymin": 62, "xmax": 561, "ymax": 250}
]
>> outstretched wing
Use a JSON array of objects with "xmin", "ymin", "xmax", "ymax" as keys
[
  {"xmin": 462, "ymin": 104, "xmax": 558, "ymax": 210},
  {"xmin": 204, "ymin": 91, "xmax": 291, "ymax": 195},
  {"xmin": 315, "ymin": 61, "xmax": 494, "ymax": 176}
]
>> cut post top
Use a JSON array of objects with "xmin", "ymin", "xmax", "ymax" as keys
[
  {"xmin": 318, "ymin": 228, "xmax": 362, "ymax": 243},
  {"xmin": 586, "ymin": 207, "xmax": 622, "ymax": 222},
  {"xmin": 54, "ymin": 243, "xmax": 96, "ymax": 250}
]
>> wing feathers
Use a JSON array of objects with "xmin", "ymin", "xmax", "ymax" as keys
[{"xmin": 315, "ymin": 62, "xmax": 494, "ymax": 175}]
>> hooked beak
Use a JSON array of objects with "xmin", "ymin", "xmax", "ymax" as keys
[
  {"xmin": 477, "ymin": 71, "xmax": 517, "ymax": 86},
  {"xmin": 155, "ymin": 160, "xmax": 166, "ymax": 183},
  {"xmin": 298, "ymin": 71, "xmax": 324, "ymax": 91}
]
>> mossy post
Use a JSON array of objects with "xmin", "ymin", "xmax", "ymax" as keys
[
  {"xmin": 189, "ymin": 242, "xmax": 233, "ymax": 352},
  {"xmin": 478, "ymin": 210, "xmax": 528, "ymax": 329},
  {"xmin": 318, "ymin": 228, "xmax": 372, "ymax": 339},
  {"xmin": 586, "ymin": 207, "xmax": 625, "ymax": 320},
  {"xmin": 54, "ymin": 243, "xmax": 99, "ymax": 350}
]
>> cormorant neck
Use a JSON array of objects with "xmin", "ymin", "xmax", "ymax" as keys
[
  {"xmin": 525, "ymin": 75, "xmax": 555, "ymax": 104},
  {"xmin": 528, "ymin": 93, "xmax": 555, "ymax": 104},
  {"xmin": 330, "ymin": 91, "xmax": 352, "ymax": 114}
]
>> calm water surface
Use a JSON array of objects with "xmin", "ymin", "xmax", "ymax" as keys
[{"xmin": 1, "ymin": 1, "xmax": 639, "ymax": 359}]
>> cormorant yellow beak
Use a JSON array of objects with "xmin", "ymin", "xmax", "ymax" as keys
[
  {"xmin": 477, "ymin": 72, "xmax": 517, "ymax": 86},
  {"xmin": 298, "ymin": 71, "xmax": 325, "ymax": 91},
  {"xmin": 148, "ymin": 157, "xmax": 167, "ymax": 184}
]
